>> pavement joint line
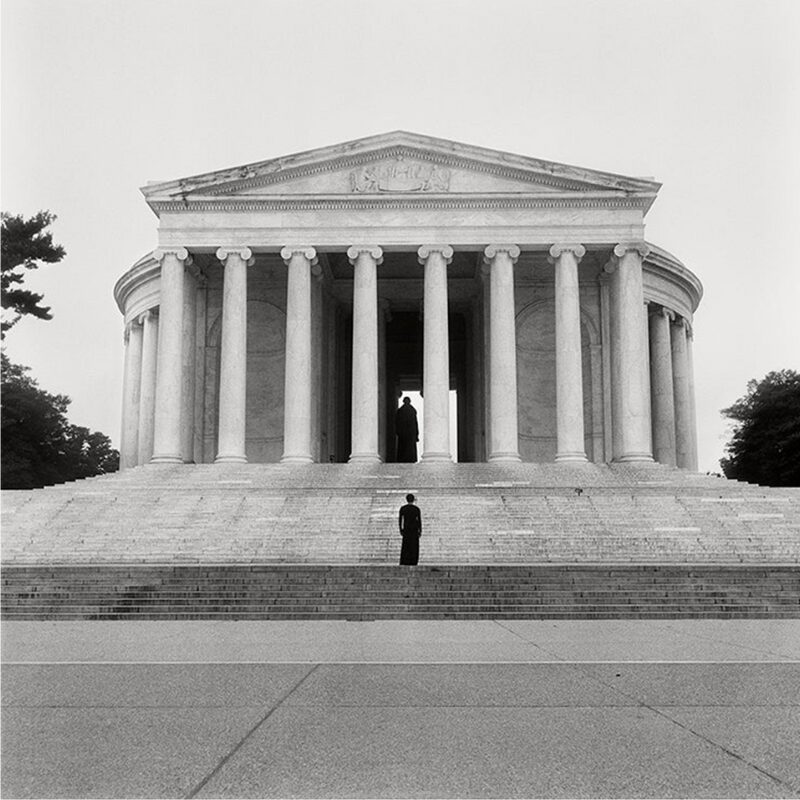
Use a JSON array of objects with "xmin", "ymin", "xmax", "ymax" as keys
[
  {"xmin": 493, "ymin": 619, "xmax": 584, "ymax": 663},
  {"xmin": 5, "ymin": 703, "xmax": 796, "ymax": 709},
  {"xmin": 645, "ymin": 704, "xmax": 797, "ymax": 793},
  {"xmin": 563, "ymin": 664, "xmax": 800, "ymax": 794},
  {"xmin": 661, "ymin": 622, "xmax": 800, "ymax": 661},
  {"xmin": 5, "ymin": 660, "xmax": 798, "ymax": 665},
  {"xmin": 182, "ymin": 662, "xmax": 321, "ymax": 800}
]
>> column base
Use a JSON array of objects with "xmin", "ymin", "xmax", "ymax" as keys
[
  {"xmin": 488, "ymin": 452, "xmax": 521, "ymax": 463},
  {"xmin": 281, "ymin": 455, "xmax": 314, "ymax": 465},
  {"xmin": 150, "ymin": 454, "xmax": 183, "ymax": 464},
  {"xmin": 348, "ymin": 453, "xmax": 382, "ymax": 465},
  {"xmin": 614, "ymin": 453, "xmax": 654, "ymax": 463},
  {"xmin": 555, "ymin": 452, "xmax": 589, "ymax": 463},
  {"xmin": 421, "ymin": 451, "xmax": 453, "ymax": 463},
  {"xmin": 214, "ymin": 455, "xmax": 248, "ymax": 464}
]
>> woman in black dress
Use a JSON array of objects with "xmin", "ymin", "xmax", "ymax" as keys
[{"xmin": 398, "ymin": 493, "xmax": 422, "ymax": 565}]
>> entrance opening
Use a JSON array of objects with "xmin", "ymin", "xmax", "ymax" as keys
[
  {"xmin": 332, "ymin": 307, "xmax": 476, "ymax": 463},
  {"xmin": 394, "ymin": 390, "xmax": 459, "ymax": 463},
  {"xmin": 386, "ymin": 308, "xmax": 468, "ymax": 462}
]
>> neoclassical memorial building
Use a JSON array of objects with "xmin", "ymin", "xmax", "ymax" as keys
[{"xmin": 115, "ymin": 132, "xmax": 701, "ymax": 470}]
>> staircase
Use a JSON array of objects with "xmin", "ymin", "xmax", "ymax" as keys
[
  {"xmin": 2, "ymin": 463, "xmax": 799, "ymax": 619},
  {"xmin": 3, "ymin": 565, "xmax": 798, "ymax": 620}
]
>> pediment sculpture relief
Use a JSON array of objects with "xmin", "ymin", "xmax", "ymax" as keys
[{"xmin": 350, "ymin": 158, "xmax": 451, "ymax": 193}]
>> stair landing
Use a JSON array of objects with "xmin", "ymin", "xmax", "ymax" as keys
[{"xmin": 2, "ymin": 462, "xmax": 799, "ymax": 566}]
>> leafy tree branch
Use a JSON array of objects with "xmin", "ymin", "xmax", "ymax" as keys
[{"xmin": 1, "ymin": 210, "xmax": 66, "ymax": 338}]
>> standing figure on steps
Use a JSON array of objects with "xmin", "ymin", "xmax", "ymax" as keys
[
  {"xmin": 398, "ymin": 493, "xmax": 422, "ymax": 566},
  {"xmin": 395, "ymin": 396, "xmax": 419, "ymax": 462}
]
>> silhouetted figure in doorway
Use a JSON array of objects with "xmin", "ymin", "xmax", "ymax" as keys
[
  {"xmin": 395, "ymin": 397, "xmax": 419, "ymax": 462},
  {"xmin": 398, "ymin": 493, "xmax": 422, "ymax": 565}
]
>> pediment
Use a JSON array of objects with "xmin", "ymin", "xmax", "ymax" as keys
[
  {"xmin": 208, "ymin": 153, "xmax": 573, "ymax": 197},
  {"xmin": 142, "ymin": 131, "xmax": 661, "ymax": 205}
]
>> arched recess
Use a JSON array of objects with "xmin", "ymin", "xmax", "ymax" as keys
[
  {"xmin": 203, "ymin": 300, "xmax": 287, "ymax": 463},
  {"xmin": 516, "ymin": 299, "xmax": 601, "ymax": 462}
]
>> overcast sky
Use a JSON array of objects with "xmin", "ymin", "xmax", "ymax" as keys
[{"xmin": 2, "ymin": 0, "xmax": 799, "ymax": 472}]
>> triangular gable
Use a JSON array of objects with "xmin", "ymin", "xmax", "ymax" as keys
[{"xmin": 142, "ymin": 131, "xmax": 660, "ymax": 205}]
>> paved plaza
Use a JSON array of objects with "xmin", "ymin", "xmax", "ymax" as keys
[{"xmin": 2, "ymin": 619, "xmax": 800, "ymax": 798}]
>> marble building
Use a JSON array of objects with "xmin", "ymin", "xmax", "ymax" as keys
[{"xmin": 114, "ymin": 132, "xmax": 701, "ymax": 469}]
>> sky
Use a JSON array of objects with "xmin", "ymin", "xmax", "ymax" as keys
[{"xmin": 2, "ymin": 0, "xmax": 799, "ymax": 472}]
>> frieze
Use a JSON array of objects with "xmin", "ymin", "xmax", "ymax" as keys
[
  {"xmin": 350, "ymin": 158, "xmax": 451, "ymax": 193},
  {"xmin": 150, "ymin": 196, "xmax": 649, "ymax": 214}
]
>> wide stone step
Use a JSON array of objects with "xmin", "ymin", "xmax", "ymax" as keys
[{"xmin": 3, "ymin": 564, "xmax": 797, "ymax": 620}]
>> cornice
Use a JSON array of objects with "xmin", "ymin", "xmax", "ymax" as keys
[
  {"xmin": 148, "ymin": 193, "xmax": 655, "ymax": 215},
  {"xmin": 113, "ymin": 251, "xmax": 159, "ymax": 313},
  {"xmin": 644, "ymin": 242, "xmax": 704, "ymax": 309}
]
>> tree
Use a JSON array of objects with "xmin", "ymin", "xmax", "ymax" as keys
[
  {"xmin": 1, "ymin": 210, "xmax": 118, "ymax": 487},
  {"xmin": 720, "ymin": 369, "xmax": 800, "ymax": 487},
  {"xmin": 1, "ymin": 210, "xmax": 66, "ymax": 338},
  {"xmin": 1, "ymin": 354, "xmax": 119, "ymax": 489}
]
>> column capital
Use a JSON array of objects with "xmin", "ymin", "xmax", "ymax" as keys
[
  {"xmin": 483, "ymin": 244, "xmax": 520, "ymax": 264},
  {"xmin": 671, "ymin": 315, "xmax": 688, "ymax": 331},
  {"xmin": 612, "ymin": 242, "xmax": 650, "ymax": 260},
  {"xmin": 347, "ymin": 245, "xmax": 383, "ymax": 265},
  {"xmin": 418, "ymin": 244, "xmax": 453, "ymax": 265},
  {"xmin": 651, "ymin": 305, "xmax": 675, "ymax": 321},
  {"xmin": 153, "ymin": 247, "xmax": 192, "ymax": 265},
  {"xmin": 548, "ymin": 243, "xmax": 586, "ymax": 263},
  {"xmin": 281, "ymin": 246, "xmax": 318, "ymax": 265},
  {"xmin": 137, "ymin": 308, "xmax": 157, "ymax": 325},
  {"xmin": 216, "ymin": 246, "xmax": 254, "ymax": 265},
  {"xmin": 673, "ymin": 316, "xmax": 694, "ymax": 339}
]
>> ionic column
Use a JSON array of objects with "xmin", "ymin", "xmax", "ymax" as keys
[
  {"xmin": 649, "ymin": 306, "xmax": 676, "ymax": 466},
  {"xmin": 120, "ymin": 318, "xmax": 144, "ymax": 469},
  {"xmin": 137, "ymin": 310, "xmax": 159, "ymax": 465},
  {"xmin": 550, "ymin": 243, "xmax": 587, "ymax": 463},
  {"xmin": 215, "ymin": 247, "xmax": 253, "ymax": 463},
  {"xmin": 419, "ymin": 245, "xmax": 454, "ymax": 462},
  {"xmin": 151, "ymin": 248, "xmax": 190, "ymax": 463},
  {"xmin": 484, "ymin": 244, "xmax": 521, "ymax": 462},
  {"xmin": 686, "ymin": 325, "xmax": 699, "ymax": 470},
  {"xmin": 598, "ymin": 273, "xmax": 614, "ymax": 461},
  {"xmin": 348, "ymin": 246, "xmax": 383, "ymax": 464},
  {"xmin": 181, "ymin": 269, "xmax": 198, "ymax": 463},
  {"xmin": 671, "ymin": 316, "xmax": 693, "ymax": 469},
  {"xmin": 281, "ymin": 246, "xmax": 318, "ymax": 464},
  {"xmin": 609, "ymin": 243, "xmax": 653, "ymax": 461}
]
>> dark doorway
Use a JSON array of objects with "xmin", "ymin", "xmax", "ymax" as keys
[{"xmin": 384, "ymin": 310, "xmax": 474, "ymax": 462}]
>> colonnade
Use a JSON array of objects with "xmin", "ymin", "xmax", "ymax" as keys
[
  {"xmin": 120, "ymin": 241, "xmax": 696, "ymax": 469},
  {"xmin": 648, "ymin": 306, "xmax": 698, "ymax": 470}
]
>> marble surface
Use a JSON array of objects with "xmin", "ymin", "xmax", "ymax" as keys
[
  {"xmin": 4, "ymin": 619, "xmax": 800, "ymax": 663},
  {"xmin": 3, "ymin": 620, "xmax": 800, "ymax": 797}
]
